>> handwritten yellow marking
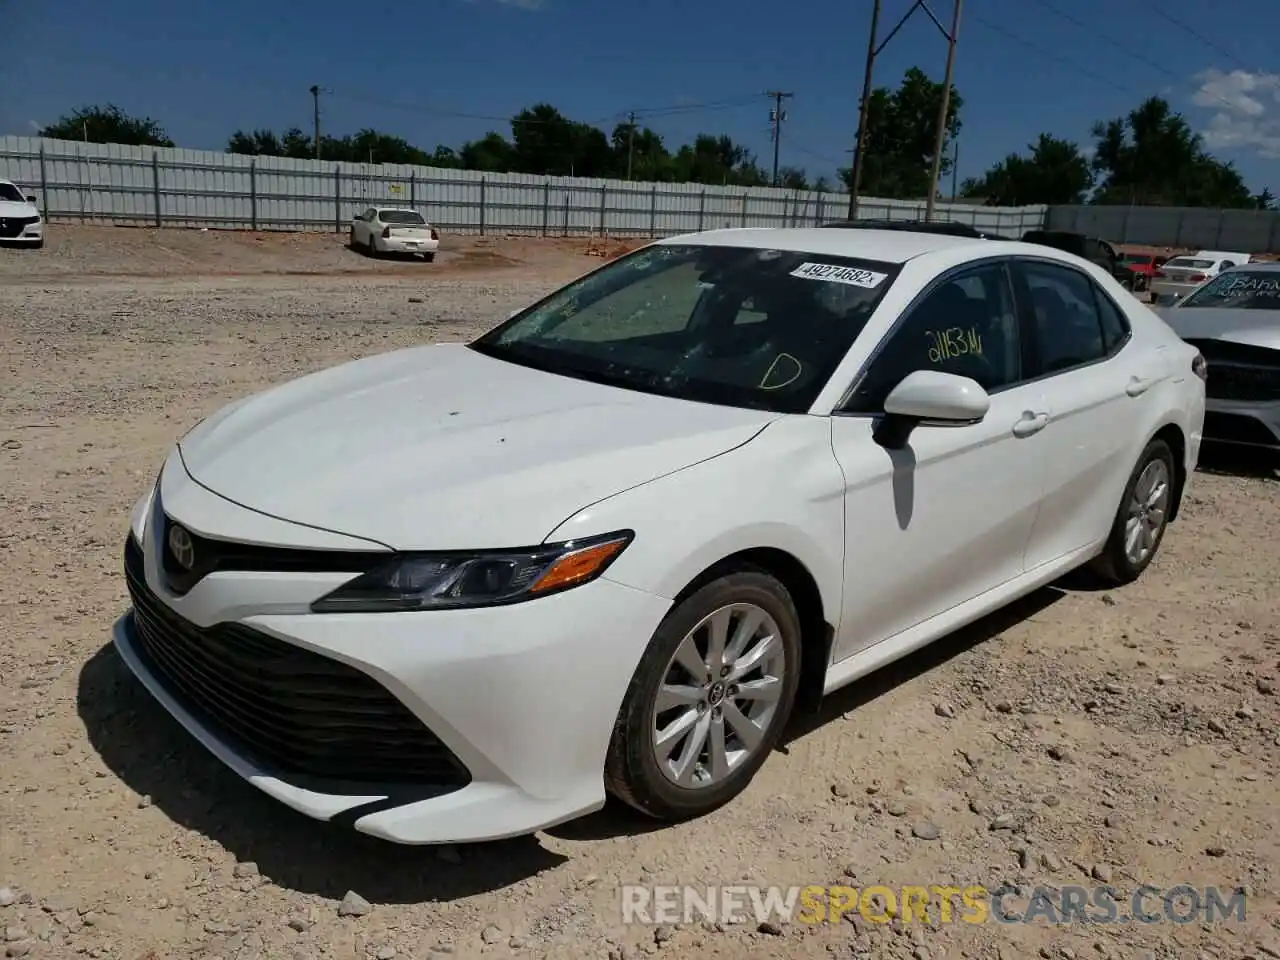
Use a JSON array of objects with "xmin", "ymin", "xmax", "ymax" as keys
[
  {"xmin": 759, "ymin": 353, "xmax": 802, "ymax": 389},
  {"xmin": 925, "ymin": 327, "xmax": 982, "ymax": 364}
]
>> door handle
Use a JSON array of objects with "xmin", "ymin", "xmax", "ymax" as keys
[
  {"xmin": 1126, "ymin": 376, "xmax": 1155, "ymax": 397},
  {"xmin": 1012, "ymin": 412, "xmax": 1050, "ymax": 438}
]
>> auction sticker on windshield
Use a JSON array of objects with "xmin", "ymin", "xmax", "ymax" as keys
[{"xmin": 790, "ymin": 262, "xmax": 889, "ymax": 288}]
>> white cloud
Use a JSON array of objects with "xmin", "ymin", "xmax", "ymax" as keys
[{"xmin": 1191, "ymin": 67, "xmax": 1280, "ymax": 159}]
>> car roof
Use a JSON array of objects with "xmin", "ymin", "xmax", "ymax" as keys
[
  {"xmin": 661, "ymin": 227, "xmax": 1092, "ymax": 267},
  {"xmin": 661, "ymin": 227, "xmax": 989, "ymax": 264},
  {"xmin": 1222, "ymin": 261, "xmax": 1280, "ymax": 272}
]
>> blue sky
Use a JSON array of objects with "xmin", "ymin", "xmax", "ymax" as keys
[{"xmin": 3, "ymin": 0, "xmax": 1278, "ymax": 192}]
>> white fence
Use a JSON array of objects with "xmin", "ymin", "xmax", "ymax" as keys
[{"xmin": 0, "ymin": 136, "xmax": 1051, "ymax": 238}]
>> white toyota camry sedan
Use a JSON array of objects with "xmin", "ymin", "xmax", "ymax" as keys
[{"xmin": 115, "ymin": 227, "xmax": 1206, "ymax": 844}]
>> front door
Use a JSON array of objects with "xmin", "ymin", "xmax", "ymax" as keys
[{"xmin": 829, "ymin": 260, "xmax": 1050, "ymax": 661}]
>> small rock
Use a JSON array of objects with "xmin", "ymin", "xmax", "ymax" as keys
[
  {"xmin": 1103, "ymin": 814, "xmax": 1119, "ymax": 828},
  {"xmin": 408, "ymin": 297, "xmax": 424, "ymax": 304},
  {"xmin": 989, "ymin": 813, "xmax": 1019, "ymax": 831},
  {"xmin": 375, "ymin": 947, "xmax": 397, "ymax": 960},
  {"xmin": 338, "ymin": 890, "xmax": 372, "ymax": 917},
  {"xmin": 968, "ymin": 798, "xmax": 988, "ymax": 815},
  {"xmin": 1018, "ymin": 848, "xmax": 1033, "ymax": 869},
  {"xmin": 1091, "ymin": 864, "xmax": 1113, "ymax": 883},
  {"xmin": 0, "ymin": 891, "xmax": 13, "ymax": 909},
  {"xmin": 886, "ymin": 800, "xmax": 907, "ymax": 817},
  {"xmin": 6, "ymin": 944, "xmax": 31, "ymax": 959},
  {"xmin": 137, "ymin": 794, "xmax": 152, "ymax": 809},
  {"xmin": 1046, "ymin": 745, "xmax": 1071, "ymax": 762},
  {"xmin": 911, "ymin": 822, "xmax": 940, "ymax": 841},
  {"xmin": 1040, "ymin": 851, "xmax": 1062, "ymax": 871},
  {"xmin": 1236, "ymin": 706, "xmax": 1255, "ymax": 720},
  {"xmin": 934, "ymin": 703, "xmax": 955, "ymax": 719},
  {"xmin": 1156, "ymin": 674, "xmax": 1176, "ymax": 685},
  {"xmin": 233, "ymin": 862, "xmax": 259, "ymax": 879},
  {"xmin": 481, "ymin": 925, "xmax": 505, "ymax": 944},
  {"xmin": 1103, "ymin": 683, "xmax": 1123, "ymax": 695},
  {"xmin": 758, "ymin": 920, "xmax": 784, "ymax": 936},
  {"xmin": 41, "ymin": 893, "xmax": 76, "ymax": 914},
  {"xmin": 995, "ymin": 700, "xmax": 1013, "ymax": 713},
  {"xmin": 3, "ymin": 930, "xmax": 27, "ymax": 944},
  {"xmin": 1205, "ymin": 845, "xmax": 1227, "ymax": 858},
  {"xmin": 831, "ymin": 782, "xmax": 852, "ymax": 799},
  {"xmin": 1257, "ymin": 677, "xmax": 1275, "ymax": 696},
  {"xmin": 1207, "ymin": 718, "xmax": 1228, "ymax": 735},
  {"xmin": 204, "ymin": 920, "xmax": 239, "ymax": 935},
  {"xmin": 287, "ymin": 914, "xmax": 315, "ymax": 933}
]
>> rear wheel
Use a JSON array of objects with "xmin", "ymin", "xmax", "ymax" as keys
[
  {"xmin": 1089, "ymin": 438, "xmax": 1175, "ymax": 585},
  {"xmin": 605, "ymin": 571, "xmax": 801, "ymax": 821},
  {"xmin": 423, "ymin": 252, "xmax": 435, "ymax": 263}
]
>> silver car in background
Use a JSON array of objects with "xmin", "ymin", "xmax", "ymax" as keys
[
  {"xmin": 1158, "ymin": 263, "xmax": 1280, "ymax": 459},
  {"xmin": 1150, "ymin": 251, "xmax": 1251, "ymax": 306}
]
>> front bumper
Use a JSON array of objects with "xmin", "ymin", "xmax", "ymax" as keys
[{"xmin": 113, "ymin": 461, "xmax": 673, "ymax": 843}]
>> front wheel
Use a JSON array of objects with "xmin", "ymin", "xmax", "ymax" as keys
[
  {"xmin": 422, "ymin": 252, "xmax": 436, "ymax": 263},
  {"xmin": 605, "ymin": 571, "xmax": 801, "ymax": 821},
  {"xmin": 1089, "ymin": 438, "xmax": 1176, "ymax": 585}
]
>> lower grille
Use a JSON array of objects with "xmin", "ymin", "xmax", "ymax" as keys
[
  {"xmin": 0, "ymin": 216, "xmax": 38, "ymax": 239},
  {"xmin": 123, "ymin": 536, "xmax": 470, "ymax": 788}
]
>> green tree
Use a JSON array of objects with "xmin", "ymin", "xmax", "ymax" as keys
[
  {"xmin": 671, "ymin": 134, "xmax": 768, "ymax": 186},
  {"xmin": 1253, "ymin": 187, "xmax": 1277, "ymax": 210},
  {"xmin": 1089, "ymin": 97, "xmax": 1253, "ymax": 208},
  {"xmin": 837, "ymin": 67, "xmax": 962, "ymax": 199},
  {"xmin": 41, "ymin": 104, "xmax": 174, "ymax": 147},
  {"xmin": 778, "ymin": 167, "xmax": 810, "ymax": 190},
  {"xmin": 960, "ymin": 134, "xmax": 1094, "ymax": 205},
  {"xmin": 227, "ymin": 129, "xmax": 284, "ymax": 155},
  {"xmin": 610, "ymin": 122, "xmax": 673, "ymax": 181},
  {"xmin": 459, "ymin": 132, "xmax": 516, "ymax": 172}
]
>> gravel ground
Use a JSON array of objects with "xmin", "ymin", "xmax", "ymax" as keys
[{"xmin": 1, "ymin": 229, "xmax": 1279, "ymax": 960}]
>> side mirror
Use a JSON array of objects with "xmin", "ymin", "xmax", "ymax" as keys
[
  {"xmin": 874, "ymin": 370, "xmax": 990, "ymax": 449},
  {"xmin": 352, "ymin": 214, "xmax": 362, "ymax": 221},
  {"xmin": 25, "ymin": 195, "xmax": 36, "ymax": 203}
]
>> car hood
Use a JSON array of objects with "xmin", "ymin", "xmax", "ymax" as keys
[
  {"xmin": 0, "ymin": 200, "xmax": 38, "ymax": 218},
  {"xmin": 1158, "ymin": 307, "xmax": 1280, "ymax": 350},
  {"xmin": 178, "ymin": 343, "xmax": 779, "ymax": 549}
]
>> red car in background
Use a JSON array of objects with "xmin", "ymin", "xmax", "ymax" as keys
[{"xmin": 1118, "ymin": 252, "xmax": 1168, "ymax": 292}]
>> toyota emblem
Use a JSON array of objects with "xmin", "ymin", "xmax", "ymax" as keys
[{"xmin": 168, "ymin": 524, "xmax": 196, "ymax": 570}]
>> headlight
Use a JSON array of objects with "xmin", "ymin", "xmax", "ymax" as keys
[{"xmin": 310, "ymin": 530, "xmax": 633, "ymax": 613}]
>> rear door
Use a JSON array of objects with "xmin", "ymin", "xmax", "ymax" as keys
[{"xmin": 1012, "ymin": 258, "xmax": 1159, "ymax": 568}]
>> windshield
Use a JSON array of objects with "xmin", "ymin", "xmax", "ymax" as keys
[
  {"xmin": 0, "ymin": 183, "xmax": 24, "ymax": 203},
  {"xmin": 1179, "ymin": 271, "xmax": 1280, "ymax": 310},
  {"xmin": 1165, "ymin": 258, "xmax": 1213, "ymax": 269},
  {"xmin": 379, "ymin": 209, "xmax": 425, "ymax": 225},
  {"xmin": 469, "ymin": 243, "xmax": 901, "ymax": 413}
]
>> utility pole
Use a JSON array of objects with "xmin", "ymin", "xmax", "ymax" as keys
[
  {"xmin": 310, "ymin": 85, "xmax": 321, "ymax": 160},
  {"xmin": 626, "ymin": 111, "xmax": 637, "ymax": 181},
  {"xmin": 766, "ymin": 91, "xmax": 794, "ymax": 187},
  {"xmin": 924, "ymin": 0, "xmax": 962, "ymax": 222},
  {"xmin": 847, "ymin": 0, "xmax": 881, "ymax": 218}
]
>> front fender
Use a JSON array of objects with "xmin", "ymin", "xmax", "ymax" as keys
[{"xmin": 546, "ymin": 416, "xmax": 846, "ymax": 629}]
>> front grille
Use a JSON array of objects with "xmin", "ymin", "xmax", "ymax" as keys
[
  {"xmin": 123, "ymin": 536, "xmax": 470, "ymax": 788},
  {"xmin": 158, "ymin": 509, "xmax": 388, "ymax": 596},
  {"xmin": 1184, "ymin": 339, "xmax": 1280, "ymax": 403},
  {"xmin": 0, "ymin": 215, "xmax": 38, "ymax": 239},
  {"xmin": 1202, "ymin": 411, "xmax": 1279, "ymax": 449}
]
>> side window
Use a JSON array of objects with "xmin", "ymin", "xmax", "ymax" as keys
[
  {"xmin": 1093, "ymin": 288, "xmax": 1130, "ymax": 354},
  {"xmin": 1019, "ymin": 261, "xmax": 1107, "ymax": 374},
  {"xmin": 847, "ymin": 263, "xmax": 1022, "ymax": 413}
]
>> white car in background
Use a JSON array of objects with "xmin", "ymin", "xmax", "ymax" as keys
[
  {"xmin": 0, "ymin": 179, "xmax": 44, "ymax": 248},
  {"xmin": 350, "ymin": 206, "xmax": 439, "ymax": 261},
  {"xmin": 1150, "ymin": 249, "xmax": 1251, "ymax": 305},
  {"xmin": 114, "ymin": 228, "xmax": 1205, "ymax": 844}
]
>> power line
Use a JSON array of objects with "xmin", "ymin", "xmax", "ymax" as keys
[
  {"xmin": 1146, "ymin": 1, "xmax": 1253, "ymax": 72},
  {"xmin": 1023, "ymin": 0, "xmax": 1245, "ymax": 112},
  {"xmin": 969, "ymin": 12, "xmax": 1129, "ymax": 94}
]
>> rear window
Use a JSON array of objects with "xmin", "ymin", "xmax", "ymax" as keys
[
  {"xmin": 1121, "ymin": 254, "xmax": 1153, "ymax": 265},
  {"xmin": 379, "ymin": 209, "xmax": 426, "ymax": 225},
  {"xmin": 1165, "ymin": 258, "xmax": 1213, "ymax": 269},
  {"xmin": 1179, "ymin": 270, "xmax": 1280, "ymax": 310}
]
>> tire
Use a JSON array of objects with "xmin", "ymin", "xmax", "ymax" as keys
[
  {"xmin": 605, "ymin": 570, "xmax": 802, "ymax": 821},
  {"xmin": 348, "ymin": 228, "xmax": 357, "ymax": 250},
  {"xmin": 366, "ymin": 234, "xmax": 379, "ymax": 258},
  {"xmin": 33, "ymin": 240, "xmax": 44, "ymax": 250},
  {"xmin": 1088, "ymin": 438, "xmax": 1176, "ymax": 586},
  {"xmin": 423, "ymin": 252, "xmax": 435, "ymax": 263}
]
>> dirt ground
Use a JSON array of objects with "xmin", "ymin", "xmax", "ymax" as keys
[{"xmin": 1, "ymin": 227, "xmax": 1279, "ymax": 960}]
